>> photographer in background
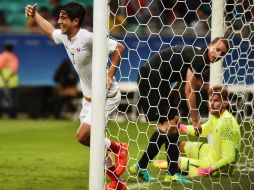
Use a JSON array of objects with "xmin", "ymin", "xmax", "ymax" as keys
[{"xmin": 52, "ymin": 58, "xmax": 80, "ymax": 119}]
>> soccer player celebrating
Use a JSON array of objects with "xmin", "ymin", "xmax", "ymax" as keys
[
  {"xmin": 25, "ymin": 3, "xmax": 127, "ymax": 190},
  {"xmin": 178, "ymin": 85, "xmax": 241, "ymax": 176},
  {"xmin": 130, "ymin": 38, "xmax": 229, "ymax": 183}
]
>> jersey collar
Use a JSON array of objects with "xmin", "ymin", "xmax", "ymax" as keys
[{"xmin": 69, "ymin": 28, "xmax": 82, "ymax": 41}]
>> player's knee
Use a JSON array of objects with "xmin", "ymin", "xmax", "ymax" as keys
[
  {"xmin": 179, "ymin": 141, "xmax": 186, "ymax": 153},
  {"xmin": 76, "ymin": 131, "xmax": 82, "ymax": 142},
  {"xmin": 76, "ymin": 127, "xmax": 90, "ymax": 146},
  {"xmin": 158, "ymin": 121, "xmax": 178, "ymax": 134},
  {"xmin": 76, "ymin": 132, "xmax": 90, "ymax": 146}
]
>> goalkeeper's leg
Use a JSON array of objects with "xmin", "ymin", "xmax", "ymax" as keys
[{"xmin": 179, "ymin": 141, "xmax": 210, "ymax": 177}]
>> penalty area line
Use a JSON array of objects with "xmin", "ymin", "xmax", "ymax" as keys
[{"xmin": 240, "ymin": 168, "xmax": 254, "ymax": 172}]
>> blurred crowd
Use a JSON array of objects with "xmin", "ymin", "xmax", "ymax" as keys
[
  {"xmin": 0, "ymin": 0, "xmax": 252, "ymax": 37},
  {"xmin": 109, "ymin": 0, "xmax": 253, "ymax": 37},
  {"xmin": 0, "ymin": 0, "xmax": 93, "ymax": 33}
]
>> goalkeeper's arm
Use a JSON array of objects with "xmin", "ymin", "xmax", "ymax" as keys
[
  {"xmin": 210, "ymin": 139, "xmax": 237, "ymax": 171},
  {"xmin": 179, "ymin": 119, "xmax": 211, "ymax": 136},
  {"xmin": 198, "ymin": 138, "xmax": 237, "ymax": 176}
]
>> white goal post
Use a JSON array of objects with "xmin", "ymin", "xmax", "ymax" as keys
[
  {"xmin": 210, "ymin": 0, "xmax": 225, "ymax": 86},
  {"xmin": 89, "ymin": 0, "xmax": 108, "ymax": 189},
  {"xmin": 208, "ymin": 0, "xmax": 225, "ymax": 144}
]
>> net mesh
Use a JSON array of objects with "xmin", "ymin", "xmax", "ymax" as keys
[{"xmin": 106, "ymin": 0, "xmax": 254, "ymax": 189}]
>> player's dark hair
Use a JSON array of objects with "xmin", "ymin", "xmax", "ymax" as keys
[
  {"xmin": 61, "ymin": 2, "xmax": 86, "ymax": 27},
  {"xmin": 4, "ymin": 44, "xmax": 13, "ymax": 52},
  {"xmin": 209, "ymin": 85, "xmax": 228, "ymax": 101}
]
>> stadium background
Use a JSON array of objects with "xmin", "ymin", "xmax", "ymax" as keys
[
  {"xmin": 0, "ymin": 0, "xmax": 253, "ymax": 118},
  {"xmin": 1, "ymin": 35, "xmax": 252, "ymax": 118}
]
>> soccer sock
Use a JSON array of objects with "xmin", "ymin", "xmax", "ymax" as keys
[
  {"xmin": 107, "ymin": 165, "xmax": 118, "ymax": 181},
  {"xmin": 165, "ymin": 134, "xmax": 180, "ymax": 175},
  {"xmin": 105, "ymin": 155, "xmax": 118, "ymax": 181},
  {"xmin": 138, "ymin": 130, "xmax": 167, "ymax": 169},
  {"xmin": 106, "ymin": 138, "xmax": 120, "ymax": 154},
  {"xmin": 105, "ymin": 138, "xmax": 111, "ymax": 149}
]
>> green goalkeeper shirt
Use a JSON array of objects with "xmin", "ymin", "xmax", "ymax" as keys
[{"xmin": 186, "ymin": 110, "xmax": 241, "ymax": 171}]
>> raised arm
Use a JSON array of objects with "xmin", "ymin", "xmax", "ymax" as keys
[
  {"xmin": 185, "ymin": 68, "xmax": 201, "ymax": 135},
  {"xmin": 25, "ymin": 4, "xmax": 55, "ymax": 39}
]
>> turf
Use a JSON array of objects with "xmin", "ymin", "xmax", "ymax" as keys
[
  {"xmin": 0, "ymin": 119, "xmax": 88, "ymax": 190},
  {"xmin": 0, "ymin": 119, "xmax": 253, "ymax": 190}
]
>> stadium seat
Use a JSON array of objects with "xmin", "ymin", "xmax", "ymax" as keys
[
  {"xmin": 0, "ymin": 0, "xmax": 94, "ymax": 28},
  {"xmin": 9, "ymin": 12, "xmax": 27, "ymax": 26},
  {"xmin": 61, "ymin": 0, "xmax": 93, "ymax": 6}
]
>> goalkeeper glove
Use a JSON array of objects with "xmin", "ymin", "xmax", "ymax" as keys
[
  {"xmin": 179, "ymin": 124, "xmax": 187, "ymax": 133},
  {"xmin": 198, "ymin": 166, "xmax": 214, "ymax": 176}
]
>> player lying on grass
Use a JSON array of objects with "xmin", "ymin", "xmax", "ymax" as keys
[
  {"xmin": 25, "ymin": 2, "xmax": 127, "ymax": 190},
  {"xmin": 154, "ymin": 85, "xmax": 241, "ymax": 177}
]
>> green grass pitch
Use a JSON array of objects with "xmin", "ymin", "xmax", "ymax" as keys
[{"xmin": 0, "ymin": 119, "xmax": 253, "ymax": 190}]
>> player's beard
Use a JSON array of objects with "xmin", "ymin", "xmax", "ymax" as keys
[
  {"xmin": 211, "ymin": 111, "xmax": 219, "ymax": 117},
  {"xmin": 210, "ymin": 107, "xmax": 220, "ymax": 117}
]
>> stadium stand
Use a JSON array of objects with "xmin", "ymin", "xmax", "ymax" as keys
[{"xmin": 0, "ymin": 0, "xmax": 93, "ymax": 27}]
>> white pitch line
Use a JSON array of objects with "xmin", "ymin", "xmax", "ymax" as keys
[
  {"xmin": 240, "ymin": 168, "xmax": 254, "ymax": 172},
  {"xmin": 128, "ymin": 181, "xmax": 162, "ymax": 190},
  {"xmin": 127, "ymin": 179, "xmax": 193, "ymax": 190}
]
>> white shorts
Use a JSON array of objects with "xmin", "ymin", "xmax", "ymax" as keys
[{"xmin": 79, "ymin": 90, "xmax": 121, "ymax": 125}]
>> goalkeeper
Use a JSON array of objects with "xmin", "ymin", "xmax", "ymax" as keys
[{"xmin": 178, "ymin": 85, "xmax": 241, "ymax": 176}]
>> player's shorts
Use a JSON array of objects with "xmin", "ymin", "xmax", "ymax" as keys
[
  {"xmin": 79, "ymin": 89, "xmax": 121, "ymax": 125},
  {"xmin": 180, "ymin": 142, "xmax": 214, "ymax": 176},
  {"xmin": 183, "ymin": 142, "xmax": 209, "ymax": 160},
  {"xmin": 137, "ymin": 65, "xmax": 178, "ymax": 122}
]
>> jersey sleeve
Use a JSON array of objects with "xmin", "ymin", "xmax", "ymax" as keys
[
  {"xmin": 107, "ymin": 38, "xmax": 117, "ymax": 54},
  {"xmin": 220, "ymin": 116, "xmax": 241, "ymax": 147},
  {"xmin": 185, "ymin": 117, "xmax": 212, "ymax": 136},
  {"xmin": 185, "ymin": 125, "xmax": 195, "ymax": 136},
  {"xmin": 52, "ymin": 29, "xmax": 63, "ymax": 44},
  {"xmin": 199, "ymin": 117, "xmax": 213, "ymax": 136},
  {"xmin": 211, "ymin": 139, "xmax": 237, "ymax": 171},
  {"xmin": 211, "ymin": 116, "xmax": 240, "ymax": 171}
]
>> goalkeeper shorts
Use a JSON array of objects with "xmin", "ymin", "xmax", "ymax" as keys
[
  {"xmin": 180, "ymin": 142, "xmax": 221, "ymax": 176},
  {"xmin": 183, "ymin": 142, "xmax": 209, "ymax": 160}
]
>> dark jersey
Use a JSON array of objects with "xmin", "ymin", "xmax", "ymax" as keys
[{"xmin": 142, "ymin": 45, "xmax": 210, "ymax": 83}]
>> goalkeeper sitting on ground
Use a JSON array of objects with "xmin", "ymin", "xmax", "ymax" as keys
[
  {"xmin": 180, "ymin": 85, "xmax": 241, "ymax": 176},
  {"xmin": 156, "ymin": 85, "xmax": 241, "ymax": 176}
]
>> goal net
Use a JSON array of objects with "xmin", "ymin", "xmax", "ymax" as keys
[{"xmin": 105, "ymin": 0, "xmax": 254, "ymax": 189}]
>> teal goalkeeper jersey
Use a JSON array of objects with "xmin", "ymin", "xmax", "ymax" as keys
[{"xmin": 186, "ymin": 110, "xmax": 241, "ymax": 170}]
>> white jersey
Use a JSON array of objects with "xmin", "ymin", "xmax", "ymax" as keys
[{"xmin": 52, "ymin": 28, "xmax": 119, "ymax": 98}]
